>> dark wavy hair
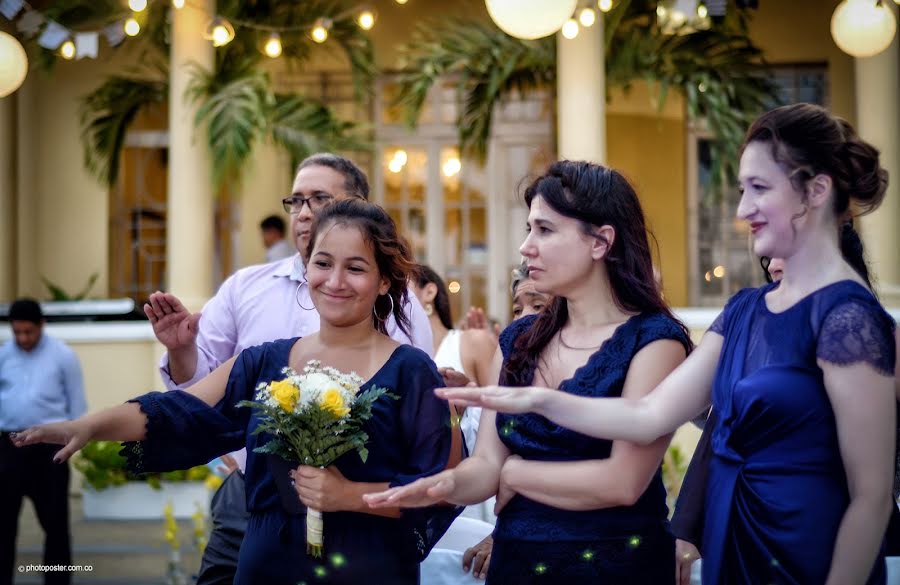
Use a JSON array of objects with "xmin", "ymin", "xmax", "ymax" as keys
[
  {"xmin": 502, "ymin": 160, "xmax": 692, "ymax": 385},
  {"xmin": 414, "ymin": 265, "xmax": 454, "ymax": 330},
  {"xmin": 742, "ymin": 103, "xmax": 887, "ymax": 289},
  {"xmin": 305, "ymin": 198, "xmax": 413, "ymax": 337}
]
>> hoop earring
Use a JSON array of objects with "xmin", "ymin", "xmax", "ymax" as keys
[
  {"xmin": 295, "ymin": 282, "xmax": 314, "ymax": 311},
  {"xmin": 373, "ymin": 294, "xmax": 395, "ymax": 322}
]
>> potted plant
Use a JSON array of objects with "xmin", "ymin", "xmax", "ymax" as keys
[{"xmin": 75, "ymin": 440, "xmax": 217, "ymax": 520}]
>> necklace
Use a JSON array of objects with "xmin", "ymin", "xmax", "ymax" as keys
[{"xmin": 558, "ymin": 329, "xmax": 604, "ymax": 351}]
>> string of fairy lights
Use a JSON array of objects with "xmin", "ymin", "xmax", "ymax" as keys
[{"xmin": 0, "ymin": 0, "xmax": 412, "ymax": 61}]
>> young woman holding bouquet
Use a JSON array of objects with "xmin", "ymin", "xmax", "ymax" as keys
[
  {"xmin": 368, "ymin": 159, "xmax": 693, "ymax": 583},
  {"xmin": 422, "ymin": 104, "xmax": 897, "ymax": 585},
  {"xmin": 12, "ymin": 199, "xmax": 461, "ymax": 585}
]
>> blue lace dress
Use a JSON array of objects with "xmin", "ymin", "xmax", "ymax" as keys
[
  {"xmin": 121, "ymin": 339, "xmax": 460, "ymax": 585},
  {"xmin": 704, "ymin": 280, "xmax": 896, "ymax": 584},
  {"xmin": 487, "ymin": 312, "xmax": 692, "ymax": 584}
]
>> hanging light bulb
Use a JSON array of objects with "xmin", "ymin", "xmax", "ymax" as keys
[
  {"xmin": 128, "ymin": 0, "xmax": 148, "ymax": 12},
  {"xmin": 311, "ymin": 18, "xmax": 331, "ymax": 43},
  {"xmin": 357, "ymin": 9, "xmax": 376, "ymax": 31},
  {"xmin": 697, "ymin": 2, "xmax": 708, "ymax": 18},
  {"xmin": 579, "ymin": 7, "xmax": 597, "ymax": 27},
  {"xmin": 0, "ymin": 31, "xmax": 29, "ymax": 98},
  {"xmin": 598, "ymin": 0, "xmax": 613, "ymax": 12},
  {"xmin": 561, "ymin": 18, "xmax": 579, "ymax": 39},
  {"xmin": 263, "ymin": 32, "xmax": 282, "ymax": 58},
  {"xmin": 831, "ymin": 0, "xmax": 897, "ymax": 58},
  {"xmin": 395, "ymin": 0, "xmax": 409, "ymax": 4},
  {"xmin": 59, "ymin": 40, "xmax": 76, "ymax": 60},
  {"xmin": 172, "ymin": 0, "xmax": 185, "ymax": 8},
  {"xmin": 205, "ymin": 17, "xmax": 235, "ymax": 47},
  {"xmin": 124, "ymin": 17, "xmax": 141, "ymax": 37}
]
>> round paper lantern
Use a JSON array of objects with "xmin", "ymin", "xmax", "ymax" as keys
[
  {"xmin": 0, "ymin": 31, "xmax": 28, "ymax": 98},
  {"xmin": 485, "ymin": 0, "xmax": 578, "ymax": 40},
  {"xmin": 831, "ymin": 0, "xmax": 897, "ymax": 58}
]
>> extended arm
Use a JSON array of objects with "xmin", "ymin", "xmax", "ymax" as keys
[
  {"xmin": 364, "ymin": 409, "xmax": 510, "ymax": 508},
  {"xmin": 440, "ymin": 332, "xmax": 723, "ymax": 445},
  {"xmin": 497, "ymin": 339, "xmax": 685, "ymax": 511},
  {"xmin": 12, "ymin": 357, "xmax": 236, "ymax": 462}
]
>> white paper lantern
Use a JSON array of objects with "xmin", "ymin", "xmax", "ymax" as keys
[
  {"xmin": 0, "ymin": 31, "xmax": 28, "ymax": 98},
  {"xmin": 831, "ymin": 0, "xmax": 897, "ymax": 58},
  {"xmin": 485, "ymin": 0, "xmax": 578, "ymax": 40}
]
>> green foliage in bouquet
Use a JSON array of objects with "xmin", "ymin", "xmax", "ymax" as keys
[
  {"xmin": 238, "ymin": 368, "xmax": 395, "ymax": 467},
  {"xmin": 74, "ymin": 440, "xmax": 211, "ymax": 491}
]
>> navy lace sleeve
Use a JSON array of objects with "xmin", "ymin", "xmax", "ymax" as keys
[
  {"xmin": 637, "ymin": 313, "xmax": 692, "ymax": 355},
  {"xmin": 816, "ymin": 300, "xmax": 896, "ymax": 376},
  {"xmin": 498, "ymin": 315, "xmax": 538, "ymax": 361},
  {"xmin": 389, "ymin": 347, "xmax": 463, "ymax": 561},
  {"xmin": 121, "ymin": 344, "xmax": 265, "ymax": 474}
]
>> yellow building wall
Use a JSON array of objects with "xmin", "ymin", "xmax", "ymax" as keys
[{"xmin": 607, "ymin": 113, "xmax": 689, "ymax": 307}]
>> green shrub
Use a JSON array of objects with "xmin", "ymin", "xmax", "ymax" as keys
[{"xmin": 74, "ymin": 440, "xmax": 210, "ymax": 491}]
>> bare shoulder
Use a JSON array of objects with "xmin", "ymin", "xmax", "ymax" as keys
[{"xmin": 461, "ymin": 329, "xmax": 498, "ymax": 352}]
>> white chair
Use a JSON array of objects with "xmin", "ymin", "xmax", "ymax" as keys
[{"xmin": 421, "ymin": 517, "xmax": 495, "ymax": 585}]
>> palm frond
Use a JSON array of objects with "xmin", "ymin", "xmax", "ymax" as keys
[
  {"xmin": 268, "ymin": 95, "xmax": 371, "ymax": 164},
  {"xmin": 396, "ymin": 19, "xmax": 555, "ymax": 161},
  {"xmin": 79, "ymin": 68, "xmax": 167, "ymax": 187},
  {"xmin": 186, "ymin": 63, "xmax": 272, "ymax": 189},
  {"xmin": 394, "ymin": 6, "xmax": 779, "ymax": 186}
]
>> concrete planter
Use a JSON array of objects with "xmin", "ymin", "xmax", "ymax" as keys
[{"xmin": 82, "ymin": 481, "xmax": 211, "ymax": 520}]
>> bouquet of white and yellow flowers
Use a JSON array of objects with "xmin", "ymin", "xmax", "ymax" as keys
[{"xmin": 238, "ymin": 360, "xmax": 392, "ymax": 557}]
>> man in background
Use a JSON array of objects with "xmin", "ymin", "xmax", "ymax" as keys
[
  {"xmin": 0, "ymin": 299, "xmax": 87, "ymax": 585},
  {"xmin": 259, "ymin": 215, "xmax": 294, "ymax": 262}
]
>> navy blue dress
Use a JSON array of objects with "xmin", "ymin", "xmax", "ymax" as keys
[
  {"xmin": 487, "ymin": 313, "xmax": 692, "ymax": 584},
  {"xmin": 704, "ymin": 280, "xmax": 896, "ymax": 584},
  {"xmin": 121, "ymin": 339, "xmax": 460, "ymax": 585}
]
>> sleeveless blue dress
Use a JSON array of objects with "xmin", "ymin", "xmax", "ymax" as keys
[
  {"xmin": 487, "ymin": 312, "xmax": 692, "ymax": 584},
  {"xmin": 121, "ymin": 339, "xmax": 460, "ymax": 585},
  {"xmin": 704, "ymin": 280, "xmax": 896, "ymax": 584}
]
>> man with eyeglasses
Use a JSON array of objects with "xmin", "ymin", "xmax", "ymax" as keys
[{"xmin": 142, "ymin": 153, "xmax": 433, "ymax": 585}]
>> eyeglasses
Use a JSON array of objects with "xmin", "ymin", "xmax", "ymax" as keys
[{"xmin": 282, "ymin": 194, "xmax": 335, "ymax": 214}]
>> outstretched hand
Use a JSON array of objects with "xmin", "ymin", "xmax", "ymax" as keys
[
  {"xmin": 435, "ymin": 385, "xmax": 549, "ymax": 415},
  {"xmin": 11, "ymin": 420, "xmax": 92, "ymax": 463},
  {"xmin": 363, "ymin": 469, "xmax": 456, "ymax": 509},
  {"xmin": 143, "ymin": 291, "xmax": 201, "ymax": 351},
  {"xmin": 438, "ymin": 367, "xmax": 472, "ymax": 388},
  {"xmin": 461, "ymin": 307, "xmax": 500, "ymax": 337}
]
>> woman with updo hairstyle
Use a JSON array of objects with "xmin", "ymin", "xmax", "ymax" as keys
[
  {"xmin": 14, "ymin": 198, "xmax": 462, "ymax": 584},
  {"xmin": 368, "ymin": 160, "xmax": 694, "ymax": 583},
  {"xmin": 431, "ymin": 103, "xmax": 897, "ymax": 585}
]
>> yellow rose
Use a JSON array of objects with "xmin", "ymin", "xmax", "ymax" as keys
[
  {"xmin": 270, "ymin": 379, "xmax": 299, "ymax": 413},
  {"xmin": 320, "ymin": 388, "xmax": 350, "ymax": 418}
]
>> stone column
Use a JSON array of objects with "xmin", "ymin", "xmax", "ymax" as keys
[
  {"xmin": 556, "ymin": 18, "xmax": 605, "ymax": 163},
  {"xmin": 167, "ymin": 0, "xmax": 215, "ymax": 310},
  {"xmin": 0, "ymin": 94, "xmax": 15, "ymax": 301},
  {"xmin": 856, "ymin": 9, "xmax": 899, "ymax": 306},
  {"xmin": 15, "ymin": 76, "xmax": 37, "ymax": 298},
  {"xmin": 426, "ymin": 142, "xmax": 445, "ymax": 277}
]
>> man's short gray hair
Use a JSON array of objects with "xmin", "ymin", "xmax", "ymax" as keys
[{"xmin": 296, "ymin": 153, "xmax": 369, "ymax": 200}]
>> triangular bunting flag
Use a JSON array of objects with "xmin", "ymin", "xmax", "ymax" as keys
[
  {"xmin": 0, "ymin": 0, "xmax": 25, "ymax": 20},
  {"xmin": 37, "ymin": 20, "xmax": 68, "ymax": 50}
]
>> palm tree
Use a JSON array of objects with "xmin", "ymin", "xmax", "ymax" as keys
[
  {"xmin": 392, "ymin": 0, "xmax": 778, "ymax": 190},
  {"xmin": 70, "ymin": 0, "xmax": 375, "ymax": 190}
]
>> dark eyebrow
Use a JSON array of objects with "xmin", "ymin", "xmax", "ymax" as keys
[
  {"xmin": 531, "ymin": 218, "xmax": 554, "ymax": 228},
  {"xmin": 312, "ymin": 251, "xmax": 370, "ymax": 265},
  {"xmin": 291, "ymin": 189, "xmax": 333, "ymax": 198}
]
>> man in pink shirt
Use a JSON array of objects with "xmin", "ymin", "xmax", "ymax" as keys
[{"xmin": 143, "ymin": 153, "xmax": 433, "ymax": 585}]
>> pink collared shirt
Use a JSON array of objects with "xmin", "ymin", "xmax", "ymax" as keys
[{"xmin": 159, "ymin": 254, "xmax": 434, "ymax": 390}]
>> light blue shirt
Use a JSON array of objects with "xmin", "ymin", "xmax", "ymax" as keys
[{"xmin": 0, "ymin": 333, "xmax": 87, "ymax": 430}]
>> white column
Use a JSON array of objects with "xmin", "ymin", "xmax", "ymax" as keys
[
  {"xmin": 856, "ymin": 13, "xmax": 899, "ymax": 306},
  {"xmin": 556, "ymin": 19, "xmax": 605, "ymax": 163},
  {"xmin": 486, "ymin": 139, "xmax": 509, "ymax": 321},
  {"xmin": 0, "ymin": 94, "xmax": 15, "ymax": 301},
  {"xmin": 426, "ymin": 142, "xmax": 445, "ymax": 276},
  {"xmin": 167, "ymin": 0, "xmax": 215, "ymax": 310},
  {"xmin": 15, "ymin": 76, "xmax": 37, "ymax": 298}
]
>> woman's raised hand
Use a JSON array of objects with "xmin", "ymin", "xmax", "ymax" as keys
[
  {"xmin": 436, "ymin": 385, "xmax": 550, "ymax": 414},
  {"xmin": 363, "ymin": 469, "xmax": 457, "ymax": 509},
  {"xmin": 11, "ymin": 420, "xmax": 92, "ymax": 463}
]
